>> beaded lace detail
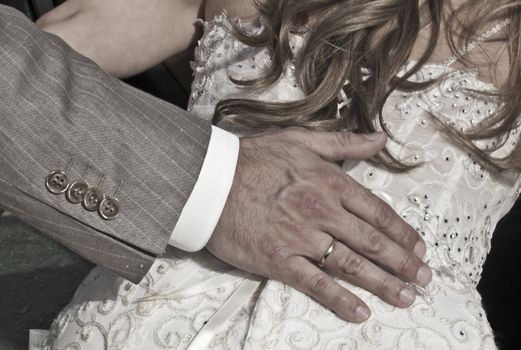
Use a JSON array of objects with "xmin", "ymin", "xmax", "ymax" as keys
[
  {"xmin": 40, "ymin": 13, "xmax": 520, "ymax": 350},
  {"xmin": 336, "ymin": 18, "xmax": 511, "ymax": 117}
]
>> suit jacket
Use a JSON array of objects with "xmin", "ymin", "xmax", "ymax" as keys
[{"xmin": 0, "ymin": 5, "xmax": 211, "ymax": 283}]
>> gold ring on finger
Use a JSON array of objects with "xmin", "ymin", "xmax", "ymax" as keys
[{"xmin": 318, "ymin": 238, "xmax": 337, "ymax": 268}]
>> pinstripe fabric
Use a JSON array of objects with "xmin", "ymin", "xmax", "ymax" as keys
[{"xmin": 0, "ymin": 5, "xmax": 212, "ymax": 283}]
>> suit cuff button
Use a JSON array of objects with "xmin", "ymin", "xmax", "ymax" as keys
[
  {"xmin": 98, "ymin": 197, "xmax": 121, "ymax": 220},
  {"xmin": 66, "ymin": 180, "xmax": 89, "ymax": 204},
  {"xmin": 83, "ymin": 188, "xmax": 105, "ymax": 211},
  {"xmin": 45, "ymin": 170, "xmax": 69, "ymax": 194}
]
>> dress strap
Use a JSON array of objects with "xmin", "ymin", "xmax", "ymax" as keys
[{"xmin": 186, "ymin": 274, "xmax": 264, "ymax": 350}]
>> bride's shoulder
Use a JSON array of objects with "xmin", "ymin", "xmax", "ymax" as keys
[{"xmin": 204, "ymin": 0, "xmax": 259, "ymax": 22}]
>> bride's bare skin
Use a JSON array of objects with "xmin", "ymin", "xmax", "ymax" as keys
[
  {"xmin": 34, "ymin": 0, "xmax": 257, "ymax": 79},
  {"xmin": 205, "ymin": 0, "xmax": 258, "ymax": 20},
  {"xmin": 36, "ymin": 0, "xmax": 509, "ymax": 85}
]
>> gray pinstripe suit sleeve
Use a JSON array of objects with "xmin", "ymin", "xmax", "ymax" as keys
[{"xmin": 0, "ymin": 5, "xmax": 212, "ymax": 283}]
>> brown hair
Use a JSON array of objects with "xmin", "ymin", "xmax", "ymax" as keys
[{"xmin": 214, "ymin": 0, "xmax": 521, "ymax": 172}]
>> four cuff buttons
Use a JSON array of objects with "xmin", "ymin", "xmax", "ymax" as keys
[{"xmin": 45, "ymin": 170, "xmax": 121, "ymax": 220}]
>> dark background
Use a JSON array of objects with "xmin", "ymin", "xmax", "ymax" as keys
[{"xmin": 0, "ymin": 1, "xmax": 520, "ymax": 349}]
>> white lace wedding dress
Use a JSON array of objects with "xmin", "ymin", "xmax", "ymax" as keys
[{"xmin": 32, "ymin": 14, "xmax": 521, "ymax": 350}]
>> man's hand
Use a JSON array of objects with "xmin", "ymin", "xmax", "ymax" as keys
[{"xmin": 207, "ymin": 127, "xmax": 431, "ymax": 323}]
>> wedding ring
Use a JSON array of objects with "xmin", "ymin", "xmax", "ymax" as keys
[{"xmin": 318, "ymin": 238, "xmax": 337, "ymax": 268}]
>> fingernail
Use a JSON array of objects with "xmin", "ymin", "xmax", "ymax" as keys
[
  {"xmin": 399, "ymin": 287, "xmax": 416, "ymax": 305},
  {"xmin": 363, "ymin": 132, "xmax": 384, "ymax": 141},
  {"xmin": 413, "ymin": 241, "xmax": 427, "ymax": 259},
  {"xmin": 416, "ymin": 266, "xmax": 432, "ymax": 286},
  {"xmin": 355, "ymin": 306, "xmax": 370, "ymax": 321}
]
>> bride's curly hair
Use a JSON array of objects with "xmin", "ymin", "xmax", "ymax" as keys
[{"xmin": 214, "ymin": 0, "xmax": 521, "ymax": 172}]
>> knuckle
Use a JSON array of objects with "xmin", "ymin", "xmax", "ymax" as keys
[
  {"xmin": 348, "ymin": 219, "xmax": 366, "ymax": 238},
  {"xmin": 289, "ymin": 267, "xmax": 307, "ymax": 285},
  {"xmin": 374, "ymin": 202, "xmax": 396, "ymax": 229},
  {"xmin": 341, "ymin": 178, "xmax": 360, "ymax": 200},
  {"xmin": 344, "ymin": 254, "xmax": 365, "ymax": 276},
  {"xmin": 320, "ymin": 164, "xmax": 341, "ymax": 180},
  {"xmin": 284, "ymin": 261, "xmax": 303, "ymax": 285},
  {"xmin": 399, "ymin": 253, "xmax": 417, "ymax": 277},
  {"xmin": 365, "ymin": 231, "xmax": 388, "ymax": 255},
  {"xmin": 337, "ymin": 250, "xmax": 364, "ymax": 276},
  {"xmin": 335, "ymin": 131, "xmax": 353, "ymax": 146},
  {"xmin": 323, "ymin": 167, "xmax": 349, "ymax": 192},
  {"xmin": 401, "ymin": 227, "xmax": 420, "ymax": 250},
  {"xmin": 308, "ymin": 273, "xmax": 331, "ymax": 295},
  {"xmin": 376, "ymin": 275, "xmax": 396, "ymax": 296},
  {"xmin": 283, "ymin": 222, "xmax": 305, "ymax": 236},
  {"xmin": 263, "ymin": 240, "xmax": 292, "ymax": 261},
  {"xmin": 291, "ymin": 190, "xmax": 328, "ymax": 218},
  {"xmin": 299, "ymin": 194, "xmax": 323, "ymax": 212}
]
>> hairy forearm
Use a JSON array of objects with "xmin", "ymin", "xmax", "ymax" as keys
[{"xmin": 36, "ymin": 0, "xmax": 204, "ymax": 78}]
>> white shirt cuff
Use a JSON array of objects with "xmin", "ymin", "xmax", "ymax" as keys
[{"xmin": 169, "ymin": 126, "xmax": 239, "ymax": 251}]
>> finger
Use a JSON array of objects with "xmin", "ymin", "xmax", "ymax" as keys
[
  {"xmin": 285, "ymin": 256, "xmax": 371, "ymax": 323},
  {"xmin": 340, "ymin": 177, "xmax": 427, "ymax": 259},
  {"xmin": 321, "ymin": 240, "xmax": 418, "ymax": 308},
  {"xmin": 302, "ymin": 232, "xmax": 417, "ymax": 308},
  {"xmin": 323, "ymin": 213, "xmax": 432, "ymax": 286},
  {"xmin": 284, "ymin": 128, "xmax": 387, "ymax": 161}
]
